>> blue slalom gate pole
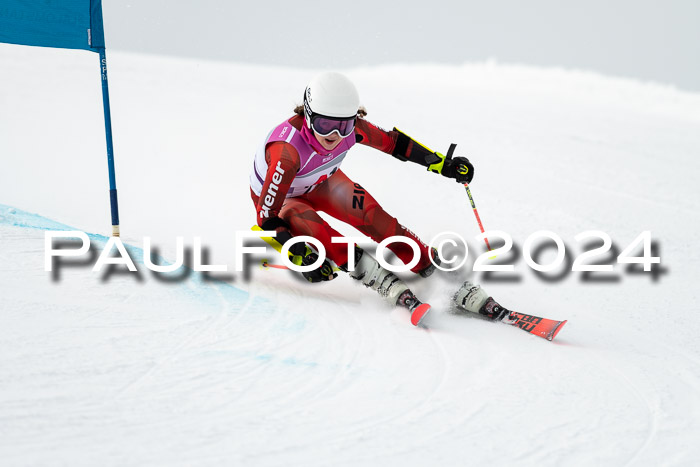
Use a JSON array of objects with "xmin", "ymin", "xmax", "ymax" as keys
[
  {"xmin": 98, "ymin": 48, "xmax": 120, "ymax": 237},
  {"xmin": 0, "ymin": 0, "xmax": 120, "ymax": 235}
]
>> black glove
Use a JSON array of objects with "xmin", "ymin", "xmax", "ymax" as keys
[
  {"xmin": 440, "ymin": 143, "xmax": 474, "ymax": 184},
  {"xmin": 296, "ymin": 249, "xmax": 337, "ymax": 283},
  {"xmin": 391, "ymin": 129, "xmax": 474, "ymax": 184},
  {"xmin": 288, "ymin": 243, "xmax": 336, "ymax": 283},
  {"xmin": 262, "ymin": 217, "xmax": 337, "ymax": 283}
]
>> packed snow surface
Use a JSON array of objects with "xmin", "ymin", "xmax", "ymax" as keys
[{"xmin": 1, "ymin": 45, "xmax": 700, "ymax": 466}]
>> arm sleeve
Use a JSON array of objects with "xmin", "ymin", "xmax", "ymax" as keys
[
  {"xmin": 355, "ymin": 118, "xmax": 443, "ymax": 168},
  {"xmin": 255, "ymin": 141, "xmax": 300, "ymax": 233},
  {"xmin": 354, "ymin": 118, "xmax": 397, "ymax": 153}
]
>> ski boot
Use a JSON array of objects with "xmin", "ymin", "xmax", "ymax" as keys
[
  {"xmin": 453, "ymin": 281, "xmax": 511, "ymax": 321},
  {"xmin": 344, "ymin": 247, "xmax": 431, "ymax": 325}
]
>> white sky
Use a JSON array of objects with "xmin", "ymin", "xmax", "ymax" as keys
[{"xmin": 103, "ymin": 0, "xmax": 700, "ymax": 92}]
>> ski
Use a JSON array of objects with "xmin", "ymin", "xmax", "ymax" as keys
[
  {"xmin": 502, "ymin": 311, "xmax": 567, "ymax": 341},
  {"xmin": 452, "ymin": 282, "xmax": 567, "ymax": 341},
  {"xmin": 410, "ymin": 303, "xmax": 431, "ymax": 326}
]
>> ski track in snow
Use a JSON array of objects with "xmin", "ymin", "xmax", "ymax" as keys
[
  {"xmin": 2, "ymin": 45, "xmax": 700, "ymax": 466},
  {"xmin": 1, "ymin": 209, "xmax": 699, "ymax": 466}
]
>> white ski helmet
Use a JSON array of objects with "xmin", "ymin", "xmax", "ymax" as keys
[{"xmin": 303, "ymin": 72, "xmax": 360, "ymax": 124}]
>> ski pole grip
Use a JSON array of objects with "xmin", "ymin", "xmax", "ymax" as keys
[{"xmin": 445, "ymin": 143, "xmax": 457, "ymax": 161}]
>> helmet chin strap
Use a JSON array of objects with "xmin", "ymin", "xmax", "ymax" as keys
[{"xmin": 304, "ymin": 111, "xmax": 312, "ymax": 130}]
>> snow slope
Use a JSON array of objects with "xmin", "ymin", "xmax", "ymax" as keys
[{"xmin": 2, "ymin": 44, "xmax": 700, "ymax": 466}]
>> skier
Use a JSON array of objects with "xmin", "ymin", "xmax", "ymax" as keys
[{"xmin": 250, "ymin": 72, "xmax": 501, "ymax": 324}]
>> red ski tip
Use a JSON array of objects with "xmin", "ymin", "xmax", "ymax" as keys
[
  {"xmin": 548, "ymin": 320, "xmax": 568, "ymax": 341},
  {"xmin": 411, "ymin": 303, "xmax": 431, "ymax": 326},
  {"xmin": 505, "ymin": 312, "xmax": 568, "ymax": 341}
]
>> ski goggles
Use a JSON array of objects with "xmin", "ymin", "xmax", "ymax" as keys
[{"xmin": 310, "ymin": 114, "xmax": 357, "ymax": 138}]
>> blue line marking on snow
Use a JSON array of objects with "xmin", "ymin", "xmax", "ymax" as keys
[
  {"xmin": 0, "ymin": 204, "xmax": 75, "ymax": 231},
  {"xmin": 0, "ymin": 204, "xmax": 310, "ymax": 336},
  {"xmin": 0, "ymin": 204, "xmax": 247, "ymax": 302},
  {"xmin": 281, "ymin": 357, "xmax": 318, "ymax": 368}
]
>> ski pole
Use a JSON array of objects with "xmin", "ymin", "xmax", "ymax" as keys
[
  {"xmin": 260, "ymin": 261, "xmax": 341, "ymax": 272},
  {"xmin": 463, "ymin": 182, "xmax": 492, "ymax": 253},
  {"xmin": 261, "ymin": 261, "xmax": 290, "ymax": 270},
  {"xmin": 251, "ymin": 226, "xmax": 341, "ymax": 271},
  {"xmin": 251, "ymin": 225, "xmax": 295, "ymax": 268},
  {"xmin": 444, "ymin": 144, "xmax": 494, "ymax": 256}
]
